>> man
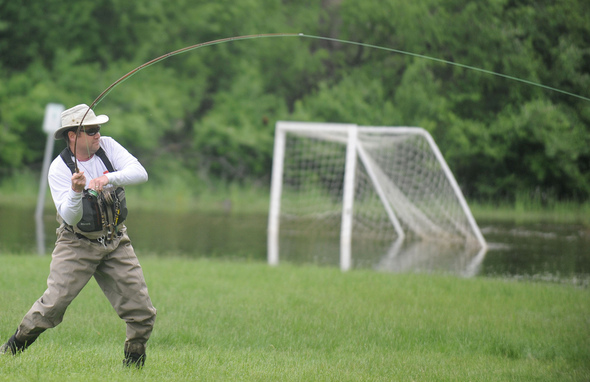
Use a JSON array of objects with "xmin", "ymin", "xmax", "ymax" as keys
[{"xmin": 0, "ymin": 104, "xmax": 157, "ymax": 368}]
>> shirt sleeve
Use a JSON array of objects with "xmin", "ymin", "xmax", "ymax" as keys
[
  {"xmin": 101, "ymin": 137, "xmax": 148, "ymax": 187},
  {"xmin": 48, "ymin": 157, "xmax": 84, "ymax": 226}
]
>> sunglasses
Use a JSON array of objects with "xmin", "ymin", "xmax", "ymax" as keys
[{"xmin": 82, "ymin": 126, "xmax": 101, "ymax": 136}]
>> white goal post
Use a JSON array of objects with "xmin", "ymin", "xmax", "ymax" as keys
[{"xmin": 267, "ymin": 121, "xmax": 487, "ymax": 271}]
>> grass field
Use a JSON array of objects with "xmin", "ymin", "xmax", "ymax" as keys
[{"xmin": 1, "ymin": 254, "xmax": 588, "ymax": 381}]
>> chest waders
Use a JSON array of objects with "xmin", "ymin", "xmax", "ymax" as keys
[{"xmin": 60, "ymin": 147, "xmax": 128, "ymax": 246}]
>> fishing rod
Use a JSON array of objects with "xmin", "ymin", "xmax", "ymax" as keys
[
  {"xmin": 72, "ymin": 32, "xmax": 590, "ymax": 172},
  {"xmin": 73, "ymin": 33, "xmax": 299, "ymax": 172}
]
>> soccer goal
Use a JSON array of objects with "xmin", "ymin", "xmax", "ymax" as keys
[{"xmin": 267, "ymin": 121, "xmax": 486, "ymax": 271}]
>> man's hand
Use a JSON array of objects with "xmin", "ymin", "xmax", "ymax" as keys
[
  {"xmin": 88, "ymin": 175, "xmax": 110, "ymax": 192},
  {"xmin": 71, "ymin": 171, "xmax": 86, "ymax": 193}
]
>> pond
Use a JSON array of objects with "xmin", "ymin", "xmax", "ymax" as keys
[{"xmin": 1, "ymin": 204, "xmax": 588, "ymax": 285}]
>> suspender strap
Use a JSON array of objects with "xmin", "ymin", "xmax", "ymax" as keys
[
  {"xmin": 59, "ymin": 148, "xmax": 76, "ymax": 174},
  {"xmin": 59, "ymin": 147, "xmax": 115, "ymax": 174},
  {"xmin": 95, "ymin": 147, "xmax": 116, "ymax": 173}
]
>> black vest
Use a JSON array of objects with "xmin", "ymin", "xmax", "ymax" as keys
[{"xmin": 59, "ymin": 147, "xmax": 128, "ymax": 232}]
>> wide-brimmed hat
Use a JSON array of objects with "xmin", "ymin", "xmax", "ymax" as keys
[{"xmin": 54, "ymin": 104, "xmax": 109, "ymax": 139}]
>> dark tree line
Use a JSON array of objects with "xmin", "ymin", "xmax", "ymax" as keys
[{"xmin": 1, "ymin": 0, "xmax": 589, "ymax": 202}]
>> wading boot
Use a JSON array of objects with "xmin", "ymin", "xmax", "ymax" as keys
[
  {"xmin": 123, "ymin": 342, "xmax": 146, "ymax": 368},
  {"xmin": 0, "ymin": 330, "xmax": 37, "ymax": 355}
]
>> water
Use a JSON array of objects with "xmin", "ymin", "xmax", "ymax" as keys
[
  {"xmin": 478, "ymin": 222, "xmax": 590, "ymax": 283},
  {"xmin": 1, "ymin": 205, "xmax": 588, "ymax": 284}
]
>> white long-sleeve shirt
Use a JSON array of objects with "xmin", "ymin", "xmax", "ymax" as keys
[{"xmin": 48, "ymin": 136, "xmax": 148, "ymax": 226}]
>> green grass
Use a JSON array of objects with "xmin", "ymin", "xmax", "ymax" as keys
[{"xmin": 1, "ymin": 254, "xmax": 589, "ymax": 381}]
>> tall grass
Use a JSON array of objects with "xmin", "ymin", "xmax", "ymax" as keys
[
  {"xmin": 129, "ymin": 175, "xmax": 590, "ymax": 224},
  {"xmin": 0, "ymin": 170, "xmax": 42, "ymax": 207},
  {"xmin": 0, "ymin": 171, "xmax": 271, "ymax": 215},
  {"xmin": 471, "ymin": 193, "xmax": 590, "ymax": 225},
  {"xmin": 1, "ymin": 254, "xmax": 588, "ymax": 381},
  {"xmin": 2, "ymin": 171, "xmax": 589, "ymax": 223}
]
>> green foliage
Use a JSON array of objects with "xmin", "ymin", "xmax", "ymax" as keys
[
  {"xmin": 489, "ymin": 100, "xmax": 590, "ymax": 198},
  {"xmin": 0, "ymin": 0, "xmax": 589, "ymax": 201},
  {"xmin": 292, "ymin": 70, "xmax": 399, "ymax": 125}
]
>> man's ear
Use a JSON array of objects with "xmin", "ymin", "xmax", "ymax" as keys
[{"xmin": 66, "ymin": 130, "xmax": 77, "ymax": 145}]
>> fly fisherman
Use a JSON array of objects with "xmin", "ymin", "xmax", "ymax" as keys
[{"xmin": 1, "ymin": 104, "xmax": 156, "ymax": 368}]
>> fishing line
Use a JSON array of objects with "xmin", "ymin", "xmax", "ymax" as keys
[
  {"xmin": 73, "ymin": 32, "xmax": 589, "ymax": 171},
  {"xmin": 300, "ymin": 34, "xmax": 590, "ymax": 103},
  {"xmin": 89, "ymin": 32, "xmax": 590, "ymax": 110}
]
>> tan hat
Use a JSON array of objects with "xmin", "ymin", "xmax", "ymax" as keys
[{"xmin": 54, "ymin": 104, "xmax": 109, "ymax": 139}]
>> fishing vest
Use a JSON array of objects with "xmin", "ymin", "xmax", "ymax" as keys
[{"xmin": 59, "ymin": 147, "xmax": 128, "ymax": 236}]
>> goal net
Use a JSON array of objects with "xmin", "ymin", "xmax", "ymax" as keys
[{"xmin": 268, "ymin": 122, "xmax": 487, "ymax": 271}]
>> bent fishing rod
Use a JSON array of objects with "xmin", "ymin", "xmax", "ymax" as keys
[
  {"xmin": 72, "ymin": 32, "xmax": 590, "ymax": 172},
  {"xmin": 72, "ymin": 33, "xmax": 298, "ymax": 172}
]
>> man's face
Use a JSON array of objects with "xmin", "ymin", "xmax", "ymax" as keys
[{"xmin": 69, "ymin": 125, "xmax": 101, "ymax": 155}]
